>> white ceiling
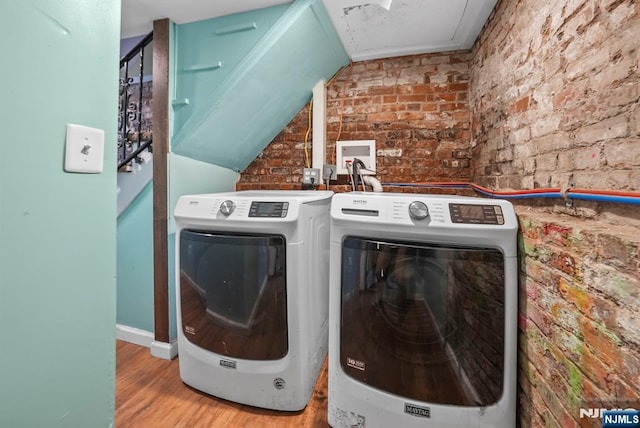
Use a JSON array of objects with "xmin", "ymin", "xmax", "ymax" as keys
[{"xmin": 120, "ymin": 0, "xmax": 497, "ymax": 60}]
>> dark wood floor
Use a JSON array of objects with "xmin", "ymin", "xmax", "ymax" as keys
[{"xmin": 115, "ymin": 340, "xmax": 328, "ymax": 427}]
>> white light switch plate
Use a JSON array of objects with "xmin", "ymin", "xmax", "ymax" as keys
[{"xmin": 64, "ymin": 124, "xmax": 105, "ymax": 173}]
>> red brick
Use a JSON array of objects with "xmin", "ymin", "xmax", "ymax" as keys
[
  {"xmin": 581, "ymin": 344, "xmax": 615, "ymax": 393},
  {"xmin": 367, "ymin": 86, "xmax": 396, "ymax": 96},
  {"xmin": 448, "ymin": 82, "xmax": 469, "ymax": 91},
  {"xmin": 554, "ymin": 88, "xmax": 578, "ymax": 108},
  {"xmin": 580, "ymin": 318, "xmax": 623, "ymax": 369},
  {"xmin": 435, "ymin": 93, "xmax": 456, "ymax": 102},
  {"xmin": 510, "ymin": 96, "xmax": 530, "ymax": 113},
  {"xmin": 548, "ymin": 251, "xmax": 578, "ymax": 276},
  {"xmin": 541, "ymin": 223, "xmax": 574, "ymax": 248},
  {"xmin": 589, "ymin": 294, "xmax": 618, "ymax": 332},
  {"xmin": 596, "ymin": 233, "xmax": 637, "ymax": 269},
  {"xmin": 398, "ymin": 94, "xmax": 426, "ymax": 103},
  {"xmin": 621, "ymin": 349, "xmax": 640, "ymax": 387},
  {"xmin": 438, "ymin": 102, "xmax": 462, "ymax": 111},
  {"xmin": 366, "ymin": 112, "xmax": 398, "ymax": 122}
]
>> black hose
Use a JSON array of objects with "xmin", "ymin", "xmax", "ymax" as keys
[{"xmin": 352, "ymin": 158, "xmax": 367, "ymax": 191}]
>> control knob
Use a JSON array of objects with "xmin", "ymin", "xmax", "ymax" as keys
[
  {"xmin": 219, "ymin": 200, "xmax": 235, "ymax": 216},
  {"xmin": 408, "ymin": 201, "xmax": 429, "ymax": 220}
]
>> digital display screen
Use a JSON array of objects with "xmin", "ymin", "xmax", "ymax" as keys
[
  {"xmin": 256, "ymin": 203, "xmax": 277, "ymax": 215},
  {"xmin": 249, "ymin": 202, "xmax": 288, "ymax": 218},
  {"xmin": 449, "ymin": 203, "xmax": 503, "ymax": 225},
  {"xmin": 459, "ymin": 204, "xmax": 485, "ymax": 220}
]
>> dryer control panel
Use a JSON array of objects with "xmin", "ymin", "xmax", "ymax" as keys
[
  {"xmin": 174, "ymin": 190, "xmax": 333, "ymax": 225},
  {"xmin": 449, "ymin": 203, "xmax": 504, "ymax": 225},
  {"xmin": 249, "ymin": 201, "xmax": 289, "ymax": 218}
]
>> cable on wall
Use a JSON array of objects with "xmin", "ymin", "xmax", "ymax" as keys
[
  {"xmin": 304, "ymin": 100, "xmax": 313, "ymax": 168},
  {"xmin": 380, "ymin": 181, "xmax": 640, "ymax": 206},
  {"xmin": 333, "ymin": 62, "xmax": 353, "ymax": 144}
]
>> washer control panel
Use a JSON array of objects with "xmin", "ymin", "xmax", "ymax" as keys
[
  {"xmin": 331, "ymin": 193, "xmax": 515, "ymax": 229},
  {"xmin": 248, "ymin": 201, "xmax": 289, "ymax": 218},
  {"xmin": 449, "ymin": 203, "xmax": 504, "ymax": 225}
]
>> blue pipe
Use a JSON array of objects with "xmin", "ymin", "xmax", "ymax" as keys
[
  {"xmin": 381, "ymin": 183, "xmax": 640, "ymax": 206},
  {"xmin": 568, "ymin": 193, "xmax": 640, "ymax": 206},
  {"xmin": 477, "ymin": 192, "xmax": 562, "ymax": 199}
]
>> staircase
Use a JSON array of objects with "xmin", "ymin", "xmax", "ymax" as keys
[
  {"xmin": 118, "ymin": 32, "xmax": 153, "ymax": 216},
  {"xmin": 170, "ymin": 0, "xmax": 349, "ymax": 171}
]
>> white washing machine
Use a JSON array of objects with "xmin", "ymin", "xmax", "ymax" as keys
[
  {"xmin": 174, "ymin": 190, "xmax": 333, "ymax": 411},
  {"xmin": 328, "ymin": 192, "xmax": 518, "ymax": 428}
]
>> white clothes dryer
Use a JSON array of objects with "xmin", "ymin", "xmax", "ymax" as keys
[
  {"xmin": 174, "ymin": 190, "xmax": 333, "ymax": 411},
  {"xmin": 328, "ymin": 192, "xmax": 518, "ymax": 428}
]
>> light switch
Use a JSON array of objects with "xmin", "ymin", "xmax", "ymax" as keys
[{"xmin": 64, "ymin": 124, "xmax": 105, "ymax": 173}]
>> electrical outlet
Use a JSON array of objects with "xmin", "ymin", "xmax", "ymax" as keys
[
  {"xmin": 302, "ymin": 168, "xmax": 320, "ymax": 185},
  {"xmin": 323, "ymin": 164, "xmax": 337, "ymax": 181}
]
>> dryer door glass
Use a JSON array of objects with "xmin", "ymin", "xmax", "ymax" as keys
[
  {"xmin": 340, "ymin": 236, "xmax": 504, "ymax": 406},
  {"xmin": 180, "ymin": 230, "xmax": 287, "ymax": 360}
]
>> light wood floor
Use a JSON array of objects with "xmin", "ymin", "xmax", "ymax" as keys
[{"xmin": 115, "ymin": 340, "xmax": 328, "ymax": 427}]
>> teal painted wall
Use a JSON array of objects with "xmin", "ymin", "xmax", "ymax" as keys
[
  {"xmin": 114, "ymin": 30, "xmax": 158, "ymax": 338},
  {"xmin": 117, "ymin": 183, "xmax": 154, "ymax": 333},
  {"xmin": 0, "ymin": 1, "xmax": 119, "ymax": 427},
  {"xmin": 171, "ymin": 0, "xmax": 349, "ymax": 171},
  {"xmin": 172, "ymin": 4, "xmax": 289, "ymax": 138}
]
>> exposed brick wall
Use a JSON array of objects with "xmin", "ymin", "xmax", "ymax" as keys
[
  {"xmin": 236, "ymin": 53, "xmax": 473, "ymax": 192},
  {"xmin": 470, "ymin": 0, "xmax": 640, "ymax": 427},
  {"xmin": 469, "ymin": 0, "xmax": 640, "ymax": 193},
  {"xmin": 518, "ymin": 212, "xmax": 640, "ymax": 427},
  {"xmin": 234, "ymin": 103, "xmax": 312, "ymax": 190}
]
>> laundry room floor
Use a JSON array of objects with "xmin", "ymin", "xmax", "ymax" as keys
[{"xmin": 115, "ymin": 340, "xmax": 328, "ymax": 427}]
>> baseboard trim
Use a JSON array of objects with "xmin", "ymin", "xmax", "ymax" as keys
[
  {"xmin": 116, "ymin": 324, "xmax": 178, "ymax": 360},
  {"xmin": 116, "ymin": 324, "xmax": 154, "ymax": 348},
  {"xmin": 151, "ymin": 340, "xmax": 178, "ymax": 360}
]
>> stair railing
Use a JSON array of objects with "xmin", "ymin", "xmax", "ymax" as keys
[{"xmin": 118, "ymin": 31, "xmax": 153, "ymax": 171}]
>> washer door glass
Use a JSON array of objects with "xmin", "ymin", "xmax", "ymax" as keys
[
  {"xmin": 340, "ymin": 236, "xmax": 505, "ymax": 406},
  {"xmin": 180, "ymin": 230, "xmax": 287, "ymax": 360}
]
